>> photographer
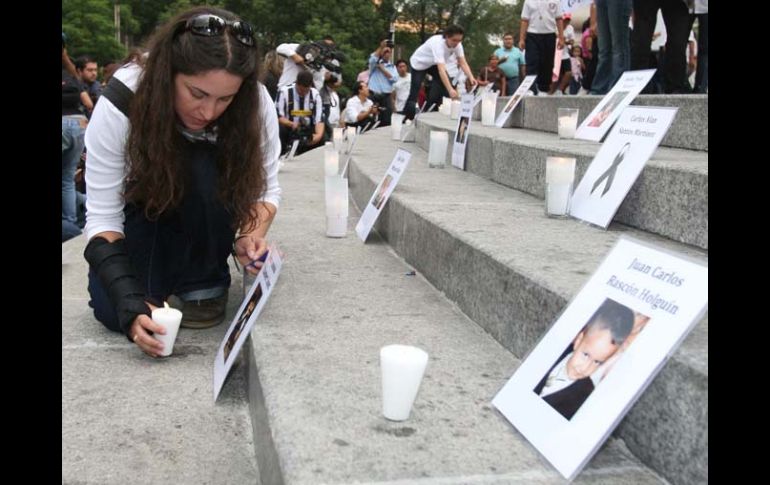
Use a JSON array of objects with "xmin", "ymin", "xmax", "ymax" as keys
[
  {"xmin": 276, "ymin": 36, "xmax": 341, "ymax": 91},
  {"xmin": 367, "ymin": 39, "xmax": 397, "ymax": 126},
  {"xmin": 403, "ymin": 25, "xmax": 477, "ymax": 120},
  {"xmin": 320, "ymin": 69, "xmax": 343, "ymax": 141},
  {"xmin": 344, "ymin": 81, "xmax": 378, "ymax": 131},
  {"xmin": 276, "ymin": 70, "xmax": 324, "ymax": 155}
]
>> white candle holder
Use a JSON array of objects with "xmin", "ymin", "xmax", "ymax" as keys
[
  {"xmin": 325, "ymin": 175, "xmax": 348, "ymax": 237},
  {"xmin": 481, "ymin": 92, "xmax": 498, "ymax": 126},
  {"xmin": 391, "ymin": 113, "xmax": 404, "ymax": 140},
  {"xmin": 380, "ymin": 344, "xmax": 429, "ymax": 421},
  {"xmin": 545, "ymin": 157, "xmax": 576, "ymax": 218},
  {"xmin": 333, "ymin": 127, "xmax": 344, "ymax": 152},
  {"xmin": 152, "ymin": 304, "xmax": 183, "ymax": 357},
  {"xmin": 324, "ymin": 142, "xmax": 339, "ymax": 176},
  {"xmin": 428, "ymin": 130, "xmax": 448, "ymax": 168},
  {"xmin": 450, "ymin": 100, "xmax": 461, "ymax": 119},
  {"xmin": 557, "ymin": 108, "xmax": 579, "ymax": 139},
  {"xmin": 439, "ymin": 97, "xmax": 452, "ymax": 115}
]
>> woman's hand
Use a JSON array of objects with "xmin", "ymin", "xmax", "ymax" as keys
[
  {"xmin": 130, "ymin": 302, "xmax": 166, "ymax": 357},
  {"xmin": 234, "ymin": 233, "xmax": 269, "ymax": 275}
]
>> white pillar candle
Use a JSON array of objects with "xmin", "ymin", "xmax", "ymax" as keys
[
  {"xmin": 481, "ymin": 94, "xmax": 497, "ymax": 126},
  {"xmin": 391, "ymin": 113, "xmax": 404, "ymax": 140},
  {"xmin": 439, "ymin": 97, "xmax": 452, "ymax": 115},
  {"xmin": 152, "ymin": 303, "xmax": 183, "ymax": 357},
  {"xmin": 325, "ymin": 175, "xmax": 348, "ymax": 237},
  {"xmin": 428, "ymin": 130, "xmax": 448, "ymax": 168},
  {"xmin": 333, "ymin": 127, "xmax": 344, "ymax": 152},
  {"xmin": 380, "ymin": 344, "xmax": 429, "ymax": 421},
  {"xmin": 545, "ymin": 157, "xmax": 576, "ymax": 217},
  {"xmin": 557, "ymin": 108, "xmax": 579, "ymax": 139},
  {"xmin": 324, "ymin": 142, "xmax": 338, "ymax": 176},
  {"xmin": 450, "ymin": 100, "xmax": 461, "ymax": 119}
]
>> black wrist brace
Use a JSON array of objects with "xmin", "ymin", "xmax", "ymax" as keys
[{"xmin": 84, "ymin": 237, "xmax": 151, "ymax": 341}]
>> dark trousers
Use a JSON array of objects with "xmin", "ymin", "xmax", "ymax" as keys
[
  {"xmin": 631, "ymin": 0, "xmax": 692, "ymax": 93},
  {"xmin": 369, "ymin": 91, "xmax": 393, "ymax": 126},
  {"xmin": 524, "ymin": 32, "xmax": 557, "ymax": 94},
  {"xmin": 403, "ymin": 64, "xmax": 447, "ymax": 120}
]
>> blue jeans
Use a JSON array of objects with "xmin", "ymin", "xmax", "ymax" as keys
[
  {"xmin": 505, "ymin": 76, "xmax": 521, "ymax": 96},
  {"xmin": 591, "ymin": 0, "xmax": 632, "ymax": 94},
  {"xmin": 62, "ymin": 115, "xmax": 86, "ymax": 241}
]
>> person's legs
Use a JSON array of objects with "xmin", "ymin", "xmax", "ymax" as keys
[
  {"xmin": 591, "ymin": 0, "xmax": 612, "ymax": 94},
  {"xmin": 694, "ymin": 13, "xmax": 708, "ymax": 93},
  {"xmin": 403, "ymin": 64, "xmax": 426, "ymax": 120},
  {"xmin": 629, "ymin": 0, "xmax": 658, "ymax": 93},
  {"xmin": 660, "ymin": 0, "xmax": 691, "ymax": 93},
  {"xmin": 607, "ymin": 0, "xmax": 632, "ymax": 88},
  {"xmin": 506, "ymin": 76, "xmax": 520, "ymax": 95},
  {"xmin": 538, "ymin": 34, "xmax": 556, "ymax": 94},
  {"xmin": 424, "ymin": 66, "xmax": 445, "ymax": 113},
  {"xmin": 524, "ymin": 33, "xmax": 541, "ymax": 94},
  {"xmin": 87, "ymin": 268, "xmax": 122, "ymax": 332},
  {"xmin": 373, "ymin": 91, "xmax": 393, "ymax": 126},
  {"xmin": 62, "ymin": 117, "xmax": 85, "ymax": 231}
]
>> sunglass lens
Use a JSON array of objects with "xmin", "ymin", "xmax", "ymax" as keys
[
  {"xmin": 190, "ymin": 14, "xmax": 225, "ymax": 35},
  {"xmin": 232, "ymin": 21, "xmax": 255, "ymax": 46}
]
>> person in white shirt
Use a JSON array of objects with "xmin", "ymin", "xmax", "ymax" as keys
[
  {"xmin": 391, "ymin": 59, "xmax": 412, "ymax": 113},
  {"xmin": 83, "ymin": 7, "xmax": 281, "ymax": 357},
  {"xmin": 403, "ymin": 25, "xmax": 477, "ymax": 120},
  {"xmin": 276, "ymin": 36, "xmax": 339, "ymax": 90},
  {"xmin": 344, "ymin": 81, "xmax": 378, "ymax": 131},
  {"xmin": 519, "ymin": 0, "xmax": 565, "ymax": 95},
  {"xmin": 275, "ymin": 70, "xmax": 324, "ymax": 154}
]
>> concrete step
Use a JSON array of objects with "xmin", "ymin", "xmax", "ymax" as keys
[
  {"xmin": 415, "ymin": 112, "xmax": 708, "ymax": 250},
  {"xmin": 474, "ymin": 94, "xmax": 707, "ymax": 151},
  {"xmin": 347, "ymin": 128, "xmax": 707, "ymax": 485},
  {"xmin": 62, "ymin": 237, "xmax": 260, "ymax": 484},
  {"xmin": 242, "ymin": 147, "xmax": 670, "ymax": 485}
]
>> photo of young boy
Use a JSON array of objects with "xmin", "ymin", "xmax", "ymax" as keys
[{"xmin": 533, "ymin": 298, "xmax": 635, "ymax": 420}]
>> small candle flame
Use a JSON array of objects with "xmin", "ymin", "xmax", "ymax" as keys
[{"xmin": 164, "ymin": 301, "xmax": 170, "ymax": 309}]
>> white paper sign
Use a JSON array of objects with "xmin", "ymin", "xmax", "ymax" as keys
[
  {"xmin": 214, "ymin": 247, "xmax": 284, "ymax": 401},
  {"xmin": 574, "ymin": 69, "xmax": 656, "ymax": 141},
  {"xmin": 451, "ymin": 94, "xmax": 474, "ymax": 170},
  {"xmin": 492, "ymin": 237, "xmax": 707, "ymax": 480},
  {"xmin": 355, "ymin": 149, "xmax": 412, "ymax": 242},
  {"xmin": 495, "ymin": 75, "xmax": 537, "ymax": 127},
  {"xmin": 569, "ymin": 106, "xmax": 677, "ymax": 228}
]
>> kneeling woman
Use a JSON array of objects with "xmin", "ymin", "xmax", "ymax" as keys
[{"xmin": 84, "ymin": 7, "xmax": 281, "ymax": 357}]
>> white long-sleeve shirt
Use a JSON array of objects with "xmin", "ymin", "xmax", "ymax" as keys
[{"xmin": 84, "ymin": 63, "xmax": 282, "ymax": 240}]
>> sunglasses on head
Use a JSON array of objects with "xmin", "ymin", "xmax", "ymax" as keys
[{"xmin": 182, "ymin": 14, "xmax": 255, "ymax": 47}]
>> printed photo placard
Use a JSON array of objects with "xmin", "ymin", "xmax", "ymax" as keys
[
  {"xmin": 569, "ymin": 106, "xmax": 677, "ymax": 228},
  {"xmin": 214, "ymin": 247, "xmax": 284, "ymax": 401},
  {"xmin": 574, "ymin": 69, "xmax": 656, "ymax": 141},
  {"xmin": 495, "ymin": 75, "xmax": 537, "ymax": 128},
  {"xmin": 355, "ymin": 149, "xmax": 412, "ymax": 242},
  {"xmin": 451, "ymin": 94, "xmax": 475, "ymax": 170},
  {"xmin": 492, "ymin": 237, "xmax": 707, "ymax": 480}
]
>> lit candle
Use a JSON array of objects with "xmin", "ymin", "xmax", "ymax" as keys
[
  {"xmin": 325, "ymin": 175, "xmax": 348, "ymax": 237},
  {"xmin": 481, "ymin": 93, "xmax": 497, "ymax": 126},
  {"xmin": 428, "ymin": 130, "xmax": 448, "ymax": 168},
  {"xmin": 545, "ymin": 157, "xmax": 576, "ymax": 217},
  {"xmin": 324, "ymin": 142, "xmax": 338, "ymax": 176},
  {"xmin": 557, "ymin": 108, "xmax": 579, "ymax": 139},
  {"xmin": 380, "ymin": 344, "xmax": 429, "ymax": 421},
  {"xmin": 450, "ymin": 100, "xmax": 461, "ymax": 119},
  {"xmin": 391, "ymin": 113, "xmax": 404, "ymax": 140},
  {"xmin": 439, "ymin": 97, "xmax": 452, "ymax": 115},
  {"xmin": 151, "ymin": 302, "xmax": 183, "ymax": 357},
  {"xmin": 333, "ymin": 127, "xmax": 344, "ymax": 152}
]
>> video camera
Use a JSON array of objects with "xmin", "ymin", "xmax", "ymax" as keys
[{"xmin": 296, "ymin": 41, "xmax": 346, "ymax": 73}]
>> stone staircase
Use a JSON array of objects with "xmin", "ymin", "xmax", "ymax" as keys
[{"xmin": 62, "ymin": 93, "xmax": 706, "ymax": 484}]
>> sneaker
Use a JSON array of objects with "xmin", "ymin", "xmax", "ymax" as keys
[{"xmin": 167, "ymin": 293, "xmax": 228, "ymax": 329}]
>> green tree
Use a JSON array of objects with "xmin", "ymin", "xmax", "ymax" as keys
[{"xmin": 63, "ymin": 0, "xmax": 140, "ymax": 65}]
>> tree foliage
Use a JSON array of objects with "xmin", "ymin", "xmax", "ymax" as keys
[{"xmin": 64, "ymin": 0, "xmax": 525, "ymax": 87}]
